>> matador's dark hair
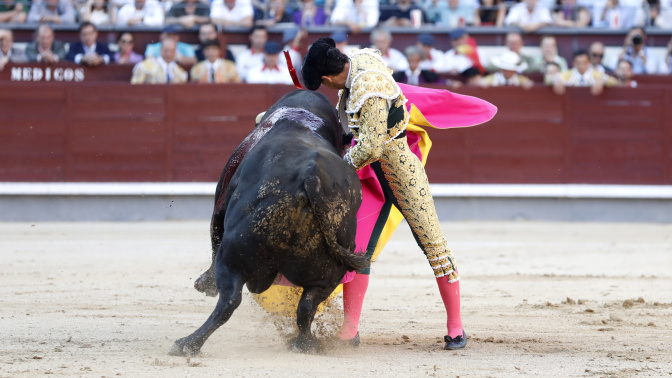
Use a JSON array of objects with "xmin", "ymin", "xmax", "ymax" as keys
[{"xmin": 301, "ymin": 37, "xmax": 349, "ymax": 91}]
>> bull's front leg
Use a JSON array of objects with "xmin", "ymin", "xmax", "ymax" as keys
[
  {"xmin": 292, "ymin": 286, "xmax": 335, "ymax": 353},
  {"xmin": 171, "ymin": 263, "xmax": 245, "ymax": 356}
]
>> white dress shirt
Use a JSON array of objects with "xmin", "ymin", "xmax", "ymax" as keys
[
  {"xmin": 205, "ymin": 59, "xmax": 222, "ymax": 82},
  {"xmin": 246, "ymin": 63, "xmax": 293, "ymax": 84},
  {"xmin": 235, "ymin": 48, "xmax": 264, "ymax": 81},
  {"xmin": 418, "ymin": 47, "xmax": 445, "ymax": 72},
  {"xmin": 565, "ymin": 67, "xmax": 597, "ymax": 86},
  {"xmin": 330, "ymin": 0, "xmax": 379, "ymax": 28},
  {"xmin": 116, "ymin": 0, "xmax": 164, "ymax": 26},
  {"xmin": 443, "ymin": 48, "xmax": 473, "ymax": 74},
  {"xmin": 505, "ymin": 2, "xmax": 552, "ymax": 27},
  {"xmin": 378, "ymin": 47, "xmax": 409, "ymax": 72},
  {"xmin": 210, "ymin": 0, "xmax": 253, "ymax": 23}
]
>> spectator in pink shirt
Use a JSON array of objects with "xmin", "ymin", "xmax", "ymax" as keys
[{"xmin": 115, "ymin": 32, "xmax": 143, "ymax": 64}]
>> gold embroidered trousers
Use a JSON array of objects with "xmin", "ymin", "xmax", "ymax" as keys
[{"xmin": 374, "ymin": 136, "xmax": 459, "ymax": 281}]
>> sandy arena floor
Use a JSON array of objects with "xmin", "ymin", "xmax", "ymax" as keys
[{"xmin": 1, "ymin": 221, "xmax": 671, "ymax": 377}]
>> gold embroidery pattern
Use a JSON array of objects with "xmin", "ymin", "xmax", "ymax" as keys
[
  {"xmin": 379, "ymin": 137, "xmax": 459, "ymax": 281},
  {"xmin": 340, "ymin": 49, "xmax": 457, "ymax": 280},
  {"xmin": 344, "ymin": 97, "xmax": 388, "ymax": 169},
  {"xmin": 345, "ymin": 48, "xmax": 401, "ymax": 115}
]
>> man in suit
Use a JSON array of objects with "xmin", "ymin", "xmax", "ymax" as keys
[
  {"xmin": 66, "ymin": 22, "xmax": 114, "ymax": 66},
  {"xmin": 24, "ymin": 24, "xmax": 66, "ymax": 63},
  {"xmin": 131, "ymin": 38, "xmax": 188, "ymax": 84},
  {"xmin": 0, "ymin": 29, "xmax": 27, "ymax": 68},
  {"xmin": 190, "ymin": 39, "xmax": 239, "ymax": 83}
]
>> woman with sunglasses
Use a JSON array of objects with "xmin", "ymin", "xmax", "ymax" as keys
[{"xmin": 115, "ymin": 32, "xmax": 143, "ymax": 64}]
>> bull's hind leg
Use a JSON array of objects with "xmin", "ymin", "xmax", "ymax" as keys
[
  {"xmin": 169, "ymin": 263, "xmax": 244, "ymax": 356},
  {"xmin": 292, "ymin": 285, "xmax": 336, "ymax": 353}
]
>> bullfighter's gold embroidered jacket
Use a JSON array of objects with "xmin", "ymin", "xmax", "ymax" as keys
[{"xmin": 340, "ymin": 48, "xmax": 409, "ymax": 170}]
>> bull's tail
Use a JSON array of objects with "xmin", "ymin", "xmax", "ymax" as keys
[{"xmin": 303, "ymin": 176, "xmax": 368, "ymax": 273}]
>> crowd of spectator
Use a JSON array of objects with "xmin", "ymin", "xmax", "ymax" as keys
[
  {"xmin": 1, "ymin": 22, "xmax": 672, "ymax": 88},
  {"xmin": 0, "ymin": 0, "xmax": 671, "ymax": 30},
  {"xmin": 1, "ymin": 0, "xmax": 672, "ymax": 88}
]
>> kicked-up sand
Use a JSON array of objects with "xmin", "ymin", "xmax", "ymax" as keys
[{"xmin": 0, "ymin": 221, "xmax": 671, "ymax": 377}]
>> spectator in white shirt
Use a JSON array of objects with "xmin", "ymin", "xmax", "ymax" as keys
[
  {"xmin": 278, "ymin": 27, "xmax": 303, "ymax": 77},
  {"xmin": 246, "ymin": 41, "xmax": 293, "ymax": 84},
  {"xmin": 596, "ymin": 0, "xmax": 640, "ymax": 29},
  {"xmin": 210, "ymin": 0, "xmax": 254, "ymax": 28},
  {"xmin": 370, "ymin": 28, "xmax": 409, "ymax": 72},
  {"xmin": 443, "ymin": 28, "xmax": 476, "ymax": 75},
  {"xmin": 653, "ymin": 0, "xmax": 672, "ymax": 28},
  {"xmin": 505, "ymin": 0, "xmax": 552, "ymax": 32},
  {"xmin": 117, "ymin": 0, "xmax": 164, "ymax": 26},
  {"xmin": 416, "ymin": 33, "xmax": 444, "ymax": 72},
  {"xmin": 235, "ymin": 25, "xmax": 266, "ymax": 81},
  {"xmin": 330, "ymin": 0, "xmax": 379, "ymax": 32}
]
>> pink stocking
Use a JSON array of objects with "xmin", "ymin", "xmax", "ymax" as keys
[
  {"xmin": 340, "ymin": 273, "xmax": 370, "ymax": 339},
  {"xmin": 436, "ymin": 275, "xmax": 463, "ymax": 339}
]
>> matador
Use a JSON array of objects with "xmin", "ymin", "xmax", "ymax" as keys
[{"xmin": 301, "ymin": 37, "xmax": 467, "ymax": 350}]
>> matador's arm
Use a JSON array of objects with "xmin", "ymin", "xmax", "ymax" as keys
[{"xmin": 343, "ymin": 97, "xmax": 388, "ymax": 170}]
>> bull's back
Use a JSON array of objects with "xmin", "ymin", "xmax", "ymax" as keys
[{"xmin": 223, "ymin": 130, "xmax": 350, "ymax": 255}]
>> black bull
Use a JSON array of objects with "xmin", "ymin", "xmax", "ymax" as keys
[{"xmin": 169, "ymin": 90, "xmax": 367, "ymax": 355}]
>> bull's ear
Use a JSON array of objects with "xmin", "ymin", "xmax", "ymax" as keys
[{"xmin": 342, "ymin": 132, "xmax": 353, "ymax": 146}]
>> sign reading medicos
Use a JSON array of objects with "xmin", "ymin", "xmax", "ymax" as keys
[{"xmin": 10, "ymin": 66, "xmax": 85, "ymax": 82}]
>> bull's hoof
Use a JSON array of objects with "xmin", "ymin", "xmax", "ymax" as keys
[
  {"xmin": 291, "ymin": 337, "xmax": 322, "ymax": 354},
  {"xmin": 194, "ymin": 271, "xmax": 218, "ymax": 297},
  {"xmin": 168, "ymin": 338, "xmax": 201, "ymax": 357}
]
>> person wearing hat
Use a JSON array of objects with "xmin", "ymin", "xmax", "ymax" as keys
[
  {"xmin": 416, "ymin": 33, "xmax": 444, "ymax": 73},
  {"xmin": 144, "ymin": 25, "xmax": 197, "ymax": 66},
  {"xmin": 480, "ymin": 50, "xmax": 534, "ymax": 88},
  {"xmin": 442, "ymin": 28, "xmax": 482, "ymax": 78},
  {"xmin": 190, "ymin": 39, "xmax": 241, "ymax": 83},
  {"xmin": 131, "ymin": 38, "xmax": 188, "ymax": 84},
  {"xmin": 301, "ymin": 37, "xmax": 467, "ymax": 351},
  {"xmin": 278, "ymin": 27, "xmax": 304, "ymax": 75},
  {"xmin": 331, "ymin": 30, "xmax": 353, "ymax": 55},
  {"xmin": 246, "ymin": 41, "xmax": 293, "ymax": 84}
]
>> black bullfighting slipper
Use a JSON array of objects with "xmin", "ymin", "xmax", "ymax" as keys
[{"xmin": 444, "ymin": 330, "xmax": 467, "ymax": 350}]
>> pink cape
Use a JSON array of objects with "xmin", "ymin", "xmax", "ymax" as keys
[{"xmin": 344, "ymin": 84, "xmax": 497, "ymax": 283}]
